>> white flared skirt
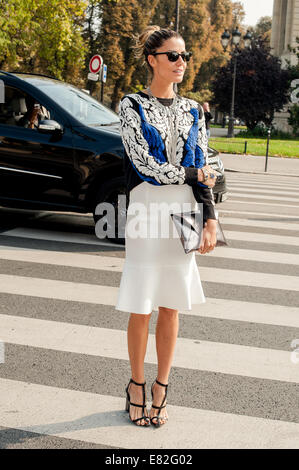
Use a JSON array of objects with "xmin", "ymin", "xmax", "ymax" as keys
[{"xmin": 115, "ymin": 181, "xmax": 206, "ymax": 314}]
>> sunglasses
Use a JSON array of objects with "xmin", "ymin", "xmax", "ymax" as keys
[{"xmin": 150, "ymin": 51, "xmax": 192, "ymax": 62}]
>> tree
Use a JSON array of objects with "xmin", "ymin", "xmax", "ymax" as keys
[
  {"xmin": 211, "ymin": 37, "xmax": 290, "ymax": 129},
  {"xmin": 94, "ymin": 0, "xmax": 240, "ymax": 106},
  {"xmin": 252, "ymin": 16, "xmax": 272, "ymax": 44},
  {"xmin": 83, "ymin": 0, "xmax": 103, "ymax": 59},
  {"xmin": 231, "ymin": 1, "xmax": 245, "ymax": 26},
  {"xmin": 95, "ymin": 0, "xmax": 160, "ymax": 110},
  {"xmin": 0, "ymin": 0, "xmax": 247, "ymax": 106},
  {"xmin": 150, "ymin": 0, "xmax": 235, "ymax": 96},
  {"xmin": 194, "ymin": 0, "xmax": 233, "ymax": 93},
  {"xmin": 174, "ymin": 0, "xmax": 214, "ymax": 94},
  {"xmin": 209, "ymin": 0, "xmax": 233, "ymax": 30},
  {"xmin": 0, "ymin": 0, "xmax": 88, "ymax": 83},
  {"xmin": 288, "ymin": 104, "xmax": 299, "ymax": 135},
  {"xmin": 286, "ymin": 37, "xmax": 299, "ymax": 135}
]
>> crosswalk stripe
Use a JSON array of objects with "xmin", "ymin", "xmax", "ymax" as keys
[
  {"xmin": 198, "ymin": 266, "xmax": 299, "ymax": 291},
  {"xmin": 1, "ymin": 378, "xmax": 299, "ymax": 449},
  {"xmin": 226, "ymin": 176, "xmax": 299, "ymax": 184},
  {"xmin": 226, "ymin": 180, "xmax": 299, "ymax": 189},
  {"xmin": 0, "ymin": 272, "xmax": 298, "ymax": 328},
  {"xmin": 1, "ymin": 243, "xmax": 298, "ymax": 268},
  {"xmin": 1, "ymin": 314, "xmax": 298, "ymax": 383},
  {"xmin": 219, "ymin": 217, "xmax": 299, "ymax": 231},
  {"xmin": 0, "ymin": 228, "xmax": 121, "ymax": 247},
  {"xmin": 182, "ymin": 298, "xmax": 299, "ymax": 328},
  {"xmin": 228, "ymin": 192, "xmax": 299, "ymax": 203},
  {"xmin": 210, "ymin": 246, "xmax": 299, "ymax": 265},
  {"xmin": 220, "ymin": 204, "xmax": 299, "ymax": 217},
  {"xmin": 226, "ymin": 180, "xmax": 299, "ymax": 188},
  {"xmin": 226, "ymin": 186, "xmax": 299, "ymax": 196},
  {"xmin": 218, "ymin": 209, "xmax": 299, "ymax": 219},
  {"xmin": 0, "ymin": 217, "xmax": 298, "ymax": 249},
  {"xmin": 0, "ymin": 218, "xmax": 298, "ymax": 252},
  {"xmin": 224, "ymin": 230, "xmax": 299, "ymax": 246},
  {"xmin": 0, "ymin": 252, "xmax": 298, "ymax": 293},
  {"xmin": 226, "ymin": 185, "xmax": 299, "ymax": 194},
  {"xmin": 0, "ymin": 247, "xmax": 124, "ymax": 271},
  {"xmin": 222, "ymin": 199, "xmax": 299, "ymax": 209},
  {"xmin": 0, "ymin": 274, "xmax": 120, "ymax": 305}
]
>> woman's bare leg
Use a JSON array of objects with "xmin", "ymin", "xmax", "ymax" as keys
[
  {"xmin": 127, "ymin": 312, "xmax": 152, "ymax": 425},
  {"xmin": 149, "ymin": 306, "xmax": 179, "ymax": 424}
]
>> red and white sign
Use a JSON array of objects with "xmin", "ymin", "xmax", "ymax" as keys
[{"xmin": 89, "ymin": 55, "xmax": 103, "ymax": 74}]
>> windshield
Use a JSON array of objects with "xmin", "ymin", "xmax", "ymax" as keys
[{"xmin": 38, "ymin": 82, "xmax": 120, "ymax": 126}]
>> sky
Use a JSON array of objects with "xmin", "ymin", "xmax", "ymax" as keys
[{"xmin": 240, "ymin": 0, "xmax": 274, "ymax": 26}]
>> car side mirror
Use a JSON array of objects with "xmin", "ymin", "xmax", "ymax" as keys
[{"xmin": 38, "ymin": 119, "xmax": 63, "ymax": 134}]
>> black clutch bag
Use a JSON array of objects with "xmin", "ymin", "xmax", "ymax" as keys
[{"xmin": 170, "ymin": 209, "xmax": 228, "ymax": 254}]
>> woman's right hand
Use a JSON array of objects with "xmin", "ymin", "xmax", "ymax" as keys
[
  {"xmin": 197, "ymin": 165, "xmax": 218, "ymax": 188},
  {"xmin": 198, "ymin": 220, "xmax": 217, "ymax": 254}
]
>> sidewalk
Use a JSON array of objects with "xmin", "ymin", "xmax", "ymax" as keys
[
  {"xmin": 219, "ymin": 153, "xmax": 299, "ymax": 177},
  {"xmin": 210, "ymin": 127, "xmax": 240, "ymax": 137}
]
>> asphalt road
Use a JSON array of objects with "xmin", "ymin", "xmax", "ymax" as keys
[{"xmin": 0, "ymin": 171, "xmax": 299, "ymax": 449}]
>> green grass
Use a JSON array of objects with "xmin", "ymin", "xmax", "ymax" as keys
[
  {"xmin": 209, "ymin": 136, "xmax": 299, "ymax": 158},
  {"xmin": 211, "ymin": 124, "xmax": 246, "ymax": 130}
]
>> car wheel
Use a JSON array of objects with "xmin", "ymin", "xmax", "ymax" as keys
[{"xmin": 93, "ymin": 176, "xmax": 127, "ymax": 245}]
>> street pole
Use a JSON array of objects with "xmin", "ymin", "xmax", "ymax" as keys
[
  {"xmin": 101, "ymin": 81, "xmax": 104, "ymax": 103},
  {"xmin": 174, "ymin": 0, "xmax": 179, "ymax": 32},
  {"xmin": 221, "ymin": 27, "xmax": 252, "ymax": 139},
  {"xmin": 227, "ymin": 53, "xmax": 237, "ymax": 138},
  {"xmin": 265, "ymin": 128, "xmax": 271, "ymax": 172},
  {"xmin": 173, "ymin": 0, "xmax": 180, "ymax": 94}
]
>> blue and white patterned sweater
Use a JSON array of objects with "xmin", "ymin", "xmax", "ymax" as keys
[{"xmin": 118, "ymin": 91, "xmax": 216, "ymax": 222}]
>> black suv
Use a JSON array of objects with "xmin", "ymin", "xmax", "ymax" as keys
[{"xmin": 0, "ymin": 71, "xmax": 227, "ymax": 242}]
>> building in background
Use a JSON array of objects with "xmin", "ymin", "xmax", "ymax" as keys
[
  {"xmin": 271, "ymin": 0, "xmax": 299, "ymax": 66},
  {"xmin": 271, "ymin": 0, "xmax": 299, "ymax": 132}
]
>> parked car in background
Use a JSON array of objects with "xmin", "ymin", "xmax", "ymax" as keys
[
  {"xmin": 224, "ymin": 115, "xmax": 244, "ymax": 126},
  {"xmin": 0, "ymin": 71, "xmax": 227, "ymax": 243}
]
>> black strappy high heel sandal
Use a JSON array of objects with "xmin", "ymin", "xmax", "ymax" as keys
[
  {"xmin": 125, "ymin": 378, "xmax": 150, "ymax": 427},
  {"xmin": 150, "ymin": 378, "xmax": 169, "ymax": 427}
]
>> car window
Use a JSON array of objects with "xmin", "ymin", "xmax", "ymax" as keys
[
  {"xmin": 0, "ymin": 85, "xmax": 51, "ymax": 130},
  {"xmin": 37, "ymin": 82, "xmax": 120, "ymax": 127}
]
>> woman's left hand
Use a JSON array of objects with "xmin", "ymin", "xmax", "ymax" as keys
[{"xmin": 198, "ymin": 219, "xmax": 217, "ymax": 254}]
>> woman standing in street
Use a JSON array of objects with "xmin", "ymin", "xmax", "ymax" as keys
[{"xmin": 115, "ymin": 26, "xmax": 218, "ymax": 427}]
